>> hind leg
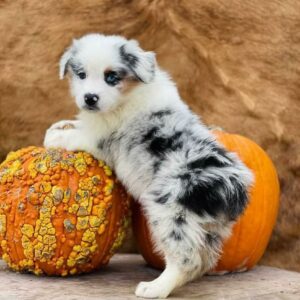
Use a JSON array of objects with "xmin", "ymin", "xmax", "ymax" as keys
[
  {"xmin": 135, "ymin": 254, "xmax": 202, "ymax": 299},
  {"xmin": 135, "ymin": 203, "xmax": 222, "ymax": 298}
]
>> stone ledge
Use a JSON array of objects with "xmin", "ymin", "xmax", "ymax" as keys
[{"xmin": 0, "ymin": 254, "xmax": 300, "ymax": 300}]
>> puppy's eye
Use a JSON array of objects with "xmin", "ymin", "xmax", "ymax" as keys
[
  {"xmin": 77, "ymin": 72, "xmax": 86, "ymax": 80},
  {"xmin": 105, "ymin": 71, "xmax": 120, "ymax": 86}
]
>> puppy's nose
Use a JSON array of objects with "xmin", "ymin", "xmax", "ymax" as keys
[{"xmin": 84, "ymin": 93, "xmax": 99, "ymax": 106}]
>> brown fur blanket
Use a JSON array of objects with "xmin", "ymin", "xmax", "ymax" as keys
[{"xmin": 0, "ymin": 0, "xmax": 299, "ymax": 271}]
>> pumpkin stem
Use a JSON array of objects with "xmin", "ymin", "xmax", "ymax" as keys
[{"xmin": 208, "ymin": 125, "xmax": 224, "ymax": 131}]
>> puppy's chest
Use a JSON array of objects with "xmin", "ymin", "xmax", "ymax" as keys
[
  {"xmin": 95, "ymin": 113, "xmax": 191, "ymax": 196},
  {"xmin": 97, "ymin": 131, "xmax": 123, "ymax": 166},
  {"xmin": 95, "ymin": 108, "xmax": 217, "ymax": 200},
  {"xmin": 97, "ymin": 115, "xmax": 183, "ymax": 165}
]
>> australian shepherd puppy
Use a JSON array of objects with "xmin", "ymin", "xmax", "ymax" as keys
[{"xmin": 44, "ymin": 33, "xmax": 253, "ymax": 298}]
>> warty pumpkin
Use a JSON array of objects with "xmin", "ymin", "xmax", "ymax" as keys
[
  {"xmin": 132, "ymin": 130, "xmax": 280, "ymax": 273},
  {"xmin": 0, "ymin": 146, "xmax": 131, "ymax": 276}
]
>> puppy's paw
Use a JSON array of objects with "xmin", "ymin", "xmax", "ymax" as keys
[
  {"xmin": 48, "ymin": 120, "xmax": 79, "ymax": 131},
  {"xmin": 135, "ymin": 281, "xmax": 170, "ymax": 299},
  {"xmin": 43, "ymin": 129, "xmax": 67, "ymax": 149}
]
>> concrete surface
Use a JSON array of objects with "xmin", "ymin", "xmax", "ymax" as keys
[{"xmin": 0, "ymin": 254, "xmax": 300, "ymax": 300}]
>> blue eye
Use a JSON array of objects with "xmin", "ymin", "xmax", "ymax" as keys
[
  {"xmin": 105, "ymin": 71, "xmax": 120, "ymax": 86},
  {"xmin": 77, "ymin": 72, "xmax": 86, "ymax": 80}
]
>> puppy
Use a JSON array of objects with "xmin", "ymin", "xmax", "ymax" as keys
[{"xmin": 44, "ymin": 34, "xmax": 253, "ymax": 298}]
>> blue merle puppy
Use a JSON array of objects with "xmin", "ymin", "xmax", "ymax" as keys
[{"xmin": 44, "ymin": 33, "xmax": 254, "ymax": 298}]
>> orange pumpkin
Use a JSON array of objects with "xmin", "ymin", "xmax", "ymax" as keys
[
  {"xmin": 0, "ymin": 146, "xmax": 131, "ymax": 276},
  {"xmin": 132, "ymin": 130, "xmax": 280, "ymax": 273}
]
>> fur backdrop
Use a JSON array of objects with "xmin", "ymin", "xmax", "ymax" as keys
[{"xmin": 0, "ymin": 0, "xmax": 299, "ymax": 271}]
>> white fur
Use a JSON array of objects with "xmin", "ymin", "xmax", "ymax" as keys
[{"xmin": 44, "ymin": 33, "xmax": 253, "ymax": 299}]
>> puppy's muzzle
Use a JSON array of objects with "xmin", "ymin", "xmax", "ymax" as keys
[{"xmin": 84, "ymin": 93, "xmax": 99, "ymax": 108}]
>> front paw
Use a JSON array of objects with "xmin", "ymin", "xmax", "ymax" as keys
[
  {"xmin": 44, "ymin": 129, "xmax": 67, "ymax": 149},
  {"xmin": 48, "ymin": 120, "xmax": 80, "ymax": 131}
]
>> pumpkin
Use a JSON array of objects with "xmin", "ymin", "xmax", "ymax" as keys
[
  {"xmin": 132, "ymin": 130, "xmax": 280, "ymax": 273},
  {"xmin": 0, "ymin": 146, "xmax": 131, "ymax": 276}
]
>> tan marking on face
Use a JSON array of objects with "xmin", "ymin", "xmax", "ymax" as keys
[{"xmin": 119, "ymin": 77, "xmax": 140, "ymax": 94}]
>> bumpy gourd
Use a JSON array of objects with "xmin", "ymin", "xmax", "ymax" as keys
[{"xmin": 0, "ymin": 147, "xmax": 131, "ymax": 276}]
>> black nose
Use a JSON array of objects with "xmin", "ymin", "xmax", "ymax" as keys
[{"xmin": 84, "ymin": 93, "xmax": 99, "ymax": 106}]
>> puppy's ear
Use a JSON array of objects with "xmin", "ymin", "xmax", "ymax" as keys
[
  {"xmin": 59, "ymin": 40, "xmax": 77, "ymax": 80},
  {"xmin": 119, "ymin": 40, "xmax": 156, "ymax": 83}
]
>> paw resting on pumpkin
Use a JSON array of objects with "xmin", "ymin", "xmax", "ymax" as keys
[
  {"xmin": 44, "ymin": 128, "xmax": 69, "ymax": 149},
  {"xmin": 44, "ymin": 120, "xmax": 80, "ymax": 149},
  {"xmin": 48, "ymin": 120, "xmax": 80, "ymax": 130}
]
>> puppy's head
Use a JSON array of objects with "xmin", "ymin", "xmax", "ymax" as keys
[{"xmin": 59, "ymin": 34, "xmax": 156, "ymax": 113}]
